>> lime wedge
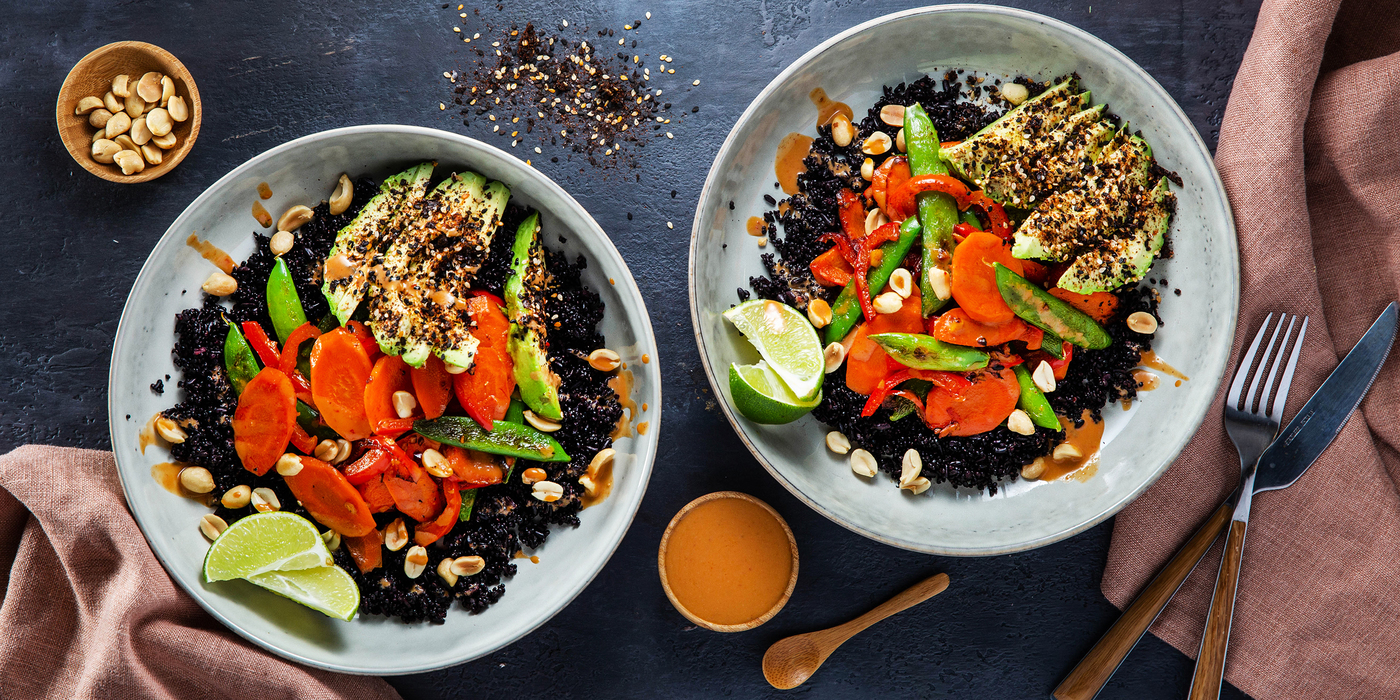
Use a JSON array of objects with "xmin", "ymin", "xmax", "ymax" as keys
[
  {"xmin": 247, "ymin": 565, "xmax": 361, "ymax": 621},
  {"xmin": 723, "ymin": 299, "xmax": 824, "ymax": 400},
  {"xmin": 730, "ymin": 361, "xmax": 823, "ymax": 424},
  {"xmin": 203, "ymin": 512, "xmax": 333, "ymax": 582}
]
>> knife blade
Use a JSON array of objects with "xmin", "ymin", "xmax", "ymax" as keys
[{"xmin": 1254, "ymin": 301, "xmax": 1397, "ymax": 493}]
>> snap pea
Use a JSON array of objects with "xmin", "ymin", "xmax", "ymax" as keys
[
  {"xmin": 993, "ymin": 263, "xmax": 1112, "ymax": 349},
  {"xmin": 296, "ymin": 401, "xmax": 340, "ymax": 441},
  {"xmin": 266, "ymin": 257, "xmax": 308, "ymax": 343},
  {"xmin": 504, "ymin": 398, "xmax": 526, "ymax": 425},
  {"xmin": 824, "ymin": 217, "xmax": 922, "ymax": 344},
  {"xmin": 223, "ymin": 324, "xmax": 261, "ymax": 394},
  {"xmin": 413, "ymin": 415, "xmax": 570, "ymax": 463},
  {"xmin": 904, "ymin": 104, "xmax": 959, "ymax": 316},
  {"xmin": 1013, "ymin": 365, "xmax": 1061, "ymax": 430},
  {"xmin": 867, "ymin": 333, "xmax": 990, "ymax": 371},
  {"xmin": 960, "ymin": 210, "xmax": 982, "ymax": 229},
  {"xmin": 459, "ymin": 489, "xmax": 477, "ymax": 522},
  {"xmin": 1040, "ymin": 328, "xmax": 1066, "ymax": 359}
]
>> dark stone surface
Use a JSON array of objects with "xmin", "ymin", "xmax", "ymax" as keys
[{"xmin": 1, "ymin": 0, "xmax": 1260, "ymax": 697}]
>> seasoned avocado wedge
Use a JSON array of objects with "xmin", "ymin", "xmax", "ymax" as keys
[
  {"xmin": 943, "ymin": 77, "xmax": 1083, "ymax": 186},
  {"xmin": 368, "ymin": 171, "xmax": 511, "ymax": 368},
  {"xmin": 978, "ymin": 104, "xmax": 1115, "ymax": 206},
  {"xmin": 504, "ymin": 212, "xmax": 563, "ymax": 421},
  {"xmin": 1057, "ymin": 178, "xmax": 1175, "ymax": 293},
  {"xmin": 322, "ymin": 163, "xmax": 433, "ymax": 325}
]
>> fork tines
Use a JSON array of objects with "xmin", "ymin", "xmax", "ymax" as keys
[{"xmin": 1228, "ymin": 313, "xmax": 1309, "ymax": 423}]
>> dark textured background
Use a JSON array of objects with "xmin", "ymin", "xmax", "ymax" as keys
[{"xmin": 3, "ymin": 1, "xmax": 1261, "ymax": 697}]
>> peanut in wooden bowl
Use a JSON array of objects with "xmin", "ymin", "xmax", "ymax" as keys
[
  {"xmin": 56, "ymin": 41, "xmax": 202, "ymax": 184},
  {"xmin": 657, "ymin": 491, "xmax": 799, "ymax": 633}
]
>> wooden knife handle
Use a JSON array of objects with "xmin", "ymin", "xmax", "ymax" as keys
[
  {"xmin": 1053, "ymin": 500, "xmax": 1233, "ymax": 700},
  {"xmin": 1188, "ymin": 520, "xmax": 1248, "ymax": 700}
]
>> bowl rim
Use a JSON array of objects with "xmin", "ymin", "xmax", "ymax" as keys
[
  {"xmin": 656, "ymin": 491, "xmax": 799, "ymax": 632},
  {"xmin": 686, "ymin": 4, "xmax": 1239, "ymax": 556},
  {"xmin": 55, "ymin": 40, "xmax": 203, "ymax": 184},
  {"xmin": 107, "ymin": 123, "xmax": 662, "ymax": 673}
]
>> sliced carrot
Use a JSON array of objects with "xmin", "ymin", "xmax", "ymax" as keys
[
  {"xmin": 385, "ymin": 458, "xmax": 443, "ymax": 522},
  {"xmin": 356, "ymin": 473, "xmax": 397, "ymax": 513},
  {"xmin": 1048, "ymin": 288, "xmax": 1120, "ymax": 324},
  {"xmin": 453, "ymin": 295, "xmax": 516, "ymax": 430},
  {"xmin": 365, "ymin": 355, "xmax": 420, "ymax": 437},
  {"xmin": 282, "ymin": 456, "xmax": 376, "ymax": 537},
  {"xmin": 344, "ymin": 529, "xmax": 382, "ymax": 573},
  {"xmin": 951, "ymin": 231, "xmax": 1023, "ymax": 325},
  {"xmin": 413, "ymin": 482, "xmax": 462, "ymax": 546},
  {"xmin": 309, "ymin": 328, "xmax": 373, "ymax": 440},
  {"xmin": 922, "ymin": 368, "xmax": 1022, "ymax": 437},
  {"xmin": 444, "ymin": 446, "xmax": 505, "ymax": 487},
  {"xmin": 232, "ymin": 368, "xmax": 297, "ymax": 476},
  {"xmin": 809, "ymin": 247, "xmax": 854, "ymax": 287},
  {"xmin": 844, "ymin": 291, "xmax": 925, "ymax": 395},
  {"xmin": 410, "ymin": 355, "xmax": 452, "ymax": 420},
  {"xmin": 930, "ymin": 308, "xmax": 1030, "ymax": 348}
]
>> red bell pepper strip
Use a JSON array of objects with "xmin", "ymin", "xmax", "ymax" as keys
[
  {"xmin": 953, "ymin": 222, "xmax": 981, "ymax": 239},
  {"xmin": 342, "ymin": 448, "xmax": 391, "ymax": 486},
  {"xmin": 962, "ymin": 191, "xmax": 1013, "ymax": 240},
  {"xmin": 861, "ymin": 368, "xmax": 972, "ymax": 417},
  {"xmin": 413, "ymin": 481, "xmax": 462, "ymax": 546},
  {"xmin": 821, "ymin": 211, "xmax": 902, "ymax": 322},
  {"xmin": 288, "ymin": 421, "xmax": 317, "ymax": 454},
  {"xmin": 888, "ymin": 176, "xmax": 1014, "ymax": 241},
  {"xmin": 345, "ymin": 321, "xmax": 381, "ymax": 361},
  {"xmin": 468, "ymin": 289, "xmax": 507, "ymax": 309},
  {"xmin": 809, "ymin": 247, "xmax": 854, "ymax": 287},
  {"xmin": 241, "ymin": 322, "xmax": 281, "ymax": 369},
  {"xmin": 278, "ymin": 323, "xmax": 322, "ymax": 375},
  {"xmin": 363, "ymin": 434, "xmax": 416, "ymax": 468}
]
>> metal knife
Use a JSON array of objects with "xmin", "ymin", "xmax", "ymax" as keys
[{"xmin": 1055, "ymin": 302, "xmax": 1398, "ymax": 700}]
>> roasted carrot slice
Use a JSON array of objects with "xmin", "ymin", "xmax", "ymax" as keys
[
  {"xmin": 282, "ymin": 456, "xmax": 376, "ymax": 537},
  {"xmin": 365, "ymin": 355, "xmax": 420, "ymax": 438},
  {"xmin": 921, "ymin": 368, "xmax": 1022, "ymax": 437},
  {"xmin": 385, "ymin": 458, "xmax": 443, "ymax": 522},
  {"xmin": 355, "ymin": 473, "xmax": 397, "ymax": 513},
  {"xmin": 410, "ymin": 355, "xmax": 452, "ymax": 420},
  {"xmin": 930, "ymin": 308, "xmax": 1030, "ymax": 348},
  {"xmin": 444, "ymin": 446, "xmax": 504, "ymax": 487},
  {"xmin": 344, "ymin": 529, "xmax": 382, "ymax": 573},
  {"xmin": 951, "ymin": 231, "xmax": 1023, "ymax": 325},
  {"xmin": 232, "ymin": 368, "xmax": 297, "ymax": 475},
  {"xmin": 413, "ymin": 482, "xmax": 462, "ymax": 546},
  {"xmin": 844, "ymin": 291, "xmax": 925, "ymax": 395},
  {"xmin": 453, "ymin": 294, "xmax": 516, "ymax": 430},
  {"xmin": 308, "ymin": 328, "xmax": 373, "ymax": 440},
  {"xmin": 1048, "ymin": 288, "xmax": 1120, "ymax": 324}
]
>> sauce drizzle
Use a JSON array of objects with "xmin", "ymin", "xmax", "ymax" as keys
[
  {"xmin": 1139, "ymin": 351, "xmax": 1189, "ymax": 381},
  {"xmin": 808, "ymin": 87, "xmax": 853, "ymax": 127},
  {"xmin": 185, "ymin": 235, "xmax": 235, "ymax": 274},
  {"xmin": 1027, "ymin": 410, "xmax": 1104, "ymax": 482},
  {"xmin": 580, "ymin": 452, "xmax": 615, "ymax": 509},
  {"xmin": 256, "ymin": 182, "xmax": 273, "ymax": 200},
  {"xmin": 251, "ymin": 201, "xmax": 273, "ymax": 228},
  {"xmin": 608, "ymin": 369, "xmax": 637, "ymax": 440},
  {"xmin": 1132, "ymin": 369, "xmax": 1160, "ymax": 391},
  {"xmin": 746, "ymin": 216, "xmax": 766, "ymax": 237},
  {"xmin": 774, "ymin": 133, "xmax": 814, "ymax": 196},
  {"xmin": 324, "ymin": 253, "xmax": 354, "ymax": 281}
]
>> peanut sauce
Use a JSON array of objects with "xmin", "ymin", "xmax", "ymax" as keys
[
  {"xmin": 662, "ymin": 495, "xmax": 795, "ymax": 627},
  {"xmin": 151, "ymin": 462, "xmax": 214, "ymax": 504},
  {"xmin": 774, "ymin": 132, "xmax": 814, "ymax": 195},
  {"xmin": 324, "ymin": 253, "xmax": 354, "ymax": 281},
  {"xmin": 746, "ymin": 216, "xmax": 766, "ymax": 237},
  {"xmin": 608, "ymin": 369, "xmax": 637, "ymax": 440},
  {"xmin": 256, "ymin": 182, "xmax": 273, "ymax": 199},
  {"xmin": 808, "ymin": 87, "xmax": 853, "ymax": 127},
  {"xmin": 1132, "ymin": 369, "xmax": 1160, "ymax": 391},
  {"xmin": 430, "ymin": 290, "xmax": 456, "ymax": 308},
  {"xmin": 1139, "ymin": 350, "xmax": 1189, "ymax": 381},
  {"xmin": 580, "ymin": 453, "xmax": 615, "ymax": 510},
  {"xmin": 251, "ymin": 201, "xmax": 273, "ymax": 228},
  {"xmin": 185, "ymin": 235, "xmax": 235, "ymax": 274},
  {"xmin": 138, "ymin": 413, "xmax": 159, "ymax": 454},
  {"xmin": 513, "ymin": 550, "xmax": 540, "ymax": 564},
  {"xmin": 636, "ymin": 421, "xmax": 649, "ymax": 435},
  {"xmin": 1027, "ymin": 410, "xmax": 1103, "ymax": 482}
]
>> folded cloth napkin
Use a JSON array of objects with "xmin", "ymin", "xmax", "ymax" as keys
[
  {"xmin": 0, "ymin": 445, "xmax": 401, "ymax": 700},
  {"xmin": 1102, "ymin": 0, "xmax": 1400, "ymax": 697}
]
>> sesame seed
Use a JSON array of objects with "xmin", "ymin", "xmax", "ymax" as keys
[
  {"xmin": 535, "ymin": 147, "xmax": 542, "ymax": 153},
  {"xmin": 561, "ymin": 19, "xmax": 568, "ymax": 26},
  {"xmin": 439, "ymin": 103, "xmax": 445, "ymax": 110},
  {"xmin": 453, "ymin": 27, "xmax": 460, "ymax": 32},
  {"xmin": 646, "ymin": 11, "xmax": 651, "ymax": 18},
  {"xmin": 666, "ymin": 132, "xmax": 673, "ymax": 138},
  {"xmin": 667, "ymin": 221, "xmax": 674, "ymax": 229}
]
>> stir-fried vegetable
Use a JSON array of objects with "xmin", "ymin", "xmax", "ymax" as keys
[
  {"xmin": 224, "ymin": 324, "xmax": 261, "ymax": 394},
  {"xmin": 282, "ymin": 456, "xmax": 376, "ymax": 537},
  {"xmin": 308, "ymin": 328, "xmax": 374, "ymax": 441},
  {"xmin": 868, "ymin": 333, "xmax": 990, "ymax": 371},
  {"xmin": 266, "ymin": 257, "xmax": 308, "ymax": 343},
  {"xmin": 903, "ymin": 104, "xmax": 960, "ymax": 315},
  {"xmin": 414, "ymin": 415, "xmax": 570, "ymax": 462},
  {"xmin": 1012, "ymin": 364, "xmax": 1060, "ymax": 429},
  {"xmin": 994, "ymin": 263, "xmax": 1112, "ymax": 349},
  {"xmin": 232, "ymin": 367, "xmax": 297, "ymax": 475},
  {"xmin": 825, "ymin": 217, "xmax": 921, "ymax": 344}
]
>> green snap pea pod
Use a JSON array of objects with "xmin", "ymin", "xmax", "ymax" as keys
[
  {"xmin": 904, "ymin": 104, "xmax": 960, "ymax": 316},
  {"xmin": 223, "ymin": 324, "xmax": 261, "ymax": 394},
  {"xmin": 960, "ymin": 210, "xmax": 982, "ymax": 229},
  {"xmin": 868, "ymin": 333, "xmax": 990, "ymax": 371},
  {"xmin": 1013, "ymin": 365, "xmax": 1061, "ymax": 430},
  {"xmin": 266, "ymin": 257, "xmax": 308, "ymax": 343},
  {"xmin": 296, "ymin": 401, "xmax": 340, "ymax": 441},
  {"xmin": 993, "ymin": 263, "xmax": 1112, "ymax": 349},
  {"xmin": 824, "ymin": 217, "xmax": 922, "ymax": 344},
  {"xmin": 413, "ymin": 416, "xmax": 570, "ymax": 463},
  {"xmin": 504, "ymin": 398, "xmax": 526, "ymax": 425},
  {"xmin": 459, "ymin": 489, "xmax": 477, "ymax": 522},
  {"xmin": 1040, "ymin": 328, "xmax": 1066, "ymax": 359}
]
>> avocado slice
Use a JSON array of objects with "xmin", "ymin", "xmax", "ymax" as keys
[
  {"xmin": 367, "ymin": 171, "xmax": 511, "ymax": 368},
  {"xmin": 504, "ymin": 212, "xmax": 563, "ymax": 421},
  {"xmin": 942, "ymin": 77, "xmax": 1085, "ymax": 186},
  {"xmin": 321, "ymin": 163, "xmax": 434, "ymax": 325},
  {"xmin": 979, "ymin": 104, "xmax": 1116, "ymax": 206},
  {"xmin": 1056, "ymin": 178, "xmax": 1175, "ymax": 293}
]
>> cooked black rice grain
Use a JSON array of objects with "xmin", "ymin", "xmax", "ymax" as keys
[
  {"xmin": 164, "ymin": 181, "xmax": 619, "ymax": 624},
  {"xmin": 1049, "ymin": 286, "xmax": 1160, "ymax": 427}
]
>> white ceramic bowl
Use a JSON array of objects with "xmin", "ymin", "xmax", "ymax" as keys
[
  {"xmin": 689, "ymin": 6, "xmax": 1237, "ymax": 555},
  {"xmin": 108, "ymin": 125, "xmax": 661, "ymax": 673}
]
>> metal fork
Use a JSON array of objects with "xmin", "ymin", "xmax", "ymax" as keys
[
  {"xmin": 1188, "ymin": 312, "xmax": 1308, "ymax": 699},
  {"xmin": 1053, "ymin": 313, "xmax": 1307, "ymax": 700}
]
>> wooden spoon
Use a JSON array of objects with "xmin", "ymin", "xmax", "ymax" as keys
[{"xmin": 762, "ymin": 572, "xmax": 950, "ymax": 689}]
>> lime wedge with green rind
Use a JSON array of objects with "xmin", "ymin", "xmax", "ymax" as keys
[
  {"xmin": 203, "ymin": 511, "xmax": 333, "ymax": 582},
  {"xmin": 723, "ymin": 299, "xmax": 824, "ymax": 400},
  {"xmin": 247, "ymin": 565, "xmax": 360, "ymax": 621},
  {"xmin": 729, "ymin": 361, "xmax": 823, "ymax": 424}
]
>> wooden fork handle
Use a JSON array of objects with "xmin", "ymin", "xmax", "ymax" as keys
[
  {"xmin": 1188, "ymin": 519, "xmax": 1248, "ymax": 700},
  {"xmin": 1053, "ymin": 500, "xmax": 1233, "ymax": 700}
]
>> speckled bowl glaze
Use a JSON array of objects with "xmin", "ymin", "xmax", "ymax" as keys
[
  {"xmin": 689, "ymin": 6, "xmax": 1237, "ymax": 555},
  {"xmin": 108, "ymin": 125, "xmax": 661, "ymax": 673}
]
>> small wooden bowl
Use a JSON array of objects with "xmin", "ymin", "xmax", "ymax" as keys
[
  {"xmin": 55, "ymin": 41, "xmax": 202, "ymax": 184},
  {"xmin": 658, "ymin": 491, "xmax": 799, "ymax": 632}
]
